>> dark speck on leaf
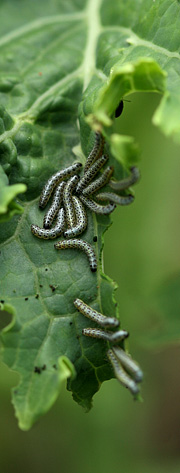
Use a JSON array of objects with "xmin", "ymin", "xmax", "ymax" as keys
[
  {"xmin": 34, "ymin": 366, "xmax": 41, "ymax": 374},
  {"xmin": 49, "ymin": 285, "xmax": 56, "ymax": 292},
  {"xmin": 69, "ymin": 321, "xmax": 73, "ymax": 326},
  {"xmin": 115, "ymin": 303, "xmax": 117, "ymax": 307},
  {"xmin": 45, "ymin": 268, "xmax": 48, "ymax": 271},
  {"xmin": 35, "ymin": 294, "xmax": 39, "ymax": 299},
  {"xmin": 53, "ymin": 364, "xmax": 57, "ymax": 369},
  {"xmin": 0, "ymin": 300, "xmax": 5, "ymax": 303},
  {"xmin": 42, "ymin": 364, "xmax": 46, "ymax": 371},
  {"xmin": 14, "ymin": 390, "xmax": 18, "ymax": 395},
  {"xmin": 40, "ymin": 284, "xmax": 43, "ymax": 288},
  {"xmin": 93, "ymin": 236, "xmax": 97, "ymax": 242},
  {"xmin": 25, "ymin": 297, "xmax": 28, "ymax": 301},
  {"xmin": 76, "ymin": 334, "xmax": 80, "ymax": 340}
]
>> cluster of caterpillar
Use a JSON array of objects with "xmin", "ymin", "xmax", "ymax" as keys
[
  {"xmin": 74, "ymin": 298, "xmax": 143, "ymax": 396},
  {"xmin": 30, "ymin": 128, "xmax": 142, "ymax": 395},
  {"xmin": 31, "ymin": 132, "xmax": 139, "ymax": 271}
]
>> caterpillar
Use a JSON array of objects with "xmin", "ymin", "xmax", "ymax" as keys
[
  {"xmin": 112, "ymin": 346, "xmax": 143, "ymax": 382},
  {"xmin": 82, "ymin": 327, "xmax": 129, "ymax": 343},
  {"xmin": 39, "ymin": 162, "xmax": 82, "ymax": 209},
  {"xmin": 84, "ymin": 132, "xmax": 105, "ymax": 174},
  {"xmin": 73, "ymin": 298, "xmax": 120, "ymax": 328},
  {"xmin": 64, "ymin": 196, "xmax": 87, "ymax": 238},
  {"xmin": 54, "ymin": 239, "xmax": 97, "ymax": 272},
  {"xmin": 31, "ymin": 208, "xmax": 66, "ymax": 239},
  {"xmin": 43, "ymin": 181, "xmax": 66, "ymax": 229},
  {"xmin": 79, "ymin": 195, "xmax": 116, "ymax": 215},
  {"xmin": 76, "ymin": 155, "xmax": 108, "ymax": 194},
  {"xmin": 109, "ymin": 166, "xmax": 140, "ymax": 191},
  {"xmin": 96, "ymin": 192, "xmax": 134, "ymax": 206},
  {"xmin": 63, "ymin": 175, "xmax": 79, "ymax": 228},
  {"xmin": 107, "ymin": 349, "xmax": 140, "ymax": 395},
  {"xmin": 82, "ymin": 166, "xmax": 114, "ymax": 197}
]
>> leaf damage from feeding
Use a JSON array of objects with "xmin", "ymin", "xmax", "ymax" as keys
[{"xmin": 1, "ymin": 0, "xmax": 180, "ymax": 429}]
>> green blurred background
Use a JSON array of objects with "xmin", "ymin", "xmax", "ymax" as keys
[{"xmin": 0, "ymin": 92, "xmax": 180, "ymax": 473}]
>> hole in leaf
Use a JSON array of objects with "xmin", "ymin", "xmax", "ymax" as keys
[{"xmin": 0, "ymin": 310, "xmax": 12, "ymax": 330}]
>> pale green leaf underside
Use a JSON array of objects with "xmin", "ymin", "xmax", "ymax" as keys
[{"xmin": 0, "ymin": 0, "xmax": 180, "ymax": 430}]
